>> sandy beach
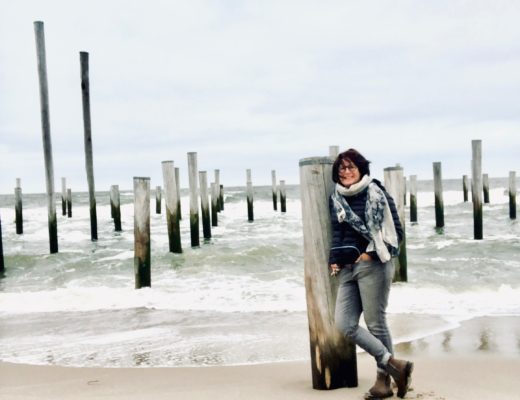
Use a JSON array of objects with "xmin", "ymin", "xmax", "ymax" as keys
[{"xmin": 1, "ymin": 316, "xmax": 519, "ymax": 400}]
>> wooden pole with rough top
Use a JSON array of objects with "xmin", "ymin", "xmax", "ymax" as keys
[
  {"xmin": 187, "ymin": 152, "xmax": 200, "ymax": 247},
  {"xmin": 509, "ymin": 171, "xmax": 517, "ymax": 220},
  {"xmin": 134, "ymin": 177, "xmax": 151, "ymax": 288},
  {"xmin": 199, "ymin": 171, "xmax": 211, "ymax": 240},
  {"xmin": 15, "ymin": 179, "xmax": 23, "ymax": 235},
  {"xmin": 162, "ymin": 161, "xmax": 182, "ymax": 253},
  {"xmin": 433, "ymin": 162, "xmax": 444, "ymax": 230}
]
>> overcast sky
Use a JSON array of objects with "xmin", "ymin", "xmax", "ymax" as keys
[{"xmin": 1, "ymin": 1, "xmax": 519, "ymax": 193}]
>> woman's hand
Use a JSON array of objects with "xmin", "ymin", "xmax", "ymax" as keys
[
  {"xmin": 355, "ymin": 253, "xmax": 373, "ymax": 263},
  {"xmin": 329, "ymin": 263, "xmax": 340, "ymax": 276}
]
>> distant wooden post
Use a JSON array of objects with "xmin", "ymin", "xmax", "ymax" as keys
[
  {"xmin": 220, "ymin": 184, "xmax": 224, "ymax": 211},
  {"xmin": 61, "ymin": 177, "xmax": 66, "ymax": 216},
  {"xmin": 482, "ymin": 173, "xmax": 490, "ymax": 204},
  {"xmin": 15, "ymin": 179, "xmax": 23, "ymax": 235},
  {"xmin": 433, "ymin": 162, "xmax": 444, "ymax": 230},
  {"xmin": 67, "ymin": 189, "xmax": 72, "ymax": 218},
  {"xmin": 299, "ymin": 156, "xmax": 357, "ymax": 390},
  {"xmin": 0, "ymin": 213, "xmax": 4, "ymax": 275},
  {"xmin": 409, "ymin": 175, "xmax": 418, "ymax": 223},
  {"xmin": 34, "ymin": 21, "xmax": 58, "ymax": 254},
  {"xmin": 510, "ymin": 171, "xmax": 517, "ymax": 220},
  {"xmin": 110, "ymin": 185, "xmax": 122, "ymax": 232},
  {"xmin": 134, "ymin": 177, "xmax": 151, "ymax": 289},
  {"xmin": 162, "ymin": 161, "xmax": 182, "ymax": 253},
  {"xmin": 403, "ymin": 177, "xmax": 407, "ymax": 206},
  {"xmin": 199, "ymin": 171, "xmax": 211, "ymax": 240},
  {"xmin": 175, "ymin": 167, "xmax": 181, "ymax": 220},
  {"xmin": 329, "ymin": 145, "xmax": 339, "ymax": 158},
  {"xmin": 271, "ymin": 170, "xmax": 278, "ymax": 211},
  {"xmin": 472, "ymin": 140, "xmax": 483, "ymax": 240},
  {"xmin": 211, "ymin": 183, "xmax": 218, "ymax": 227},
  {"xmin": 462, "ymin": 175, "xmax": 469, "ymax": 202},
  {"xmin": 155, "ymin": 186, "xmax": 162, "ymax": 214},
  {"xmin": 80, "ymin": 51, "xmax": 98, "ymax": 241},
  {"xmin": 187, "ymin": 152, "xmax": 200, "ymax": 247},
  {"xmin": 246, "ymin": 169, "xmax": 254, "ymax": 222},
  {"xmin": 214, "ymin": 169, "xmax": 221, "ymax": 212},
  {"xmin": 110, "ymin": 185, "xmax": 116, "ymax": 219},
  {"xmin": 384, "ymin": 166, "xmax": 407, "ymax": 282},
  {"xmin": 280, "ymin": 180, "xmax": 287, "ymax": 213}
]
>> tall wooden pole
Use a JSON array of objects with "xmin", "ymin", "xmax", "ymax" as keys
[
  {"xmin": 0, "ymin": 212, "xmax": 5, "ymax": 275},
  {"xmin": 246, "ymin": 169, "xmax": 254, "ymax": 222},
  {"xmin": 155, "ymin": 186, "xmax": 162, "ymax": 214},
  {"xmin": 61, "ymin": 177, "xmax": 67, "ymax": 216},
  {"xmin": 162, "ymin": 161, "xmax": 182, "ymax": 253},
  {"xmin": 67, "ymin": 189, "xmax": 72, "ymax": 218},
  {"xmin": 199, "ymin": 171, "xmax": 211, "ymax": 240},
  {"xmin": 384, "ymin": 166, "xmax": 407, "ymax": 282},
  {"xmin": 472, "ymin": 140, "xmax": 483, "ymax": 240},
  {"xmin": 462, "ymin": 175, "xmax": 469, "ymax": 202},
  {"xmin": 175, "ymin": 167, "xmax": 182, "ymax": 220},
  {"xmin": 482, "ymin": 173, "xmax": 490, "ymax": 204},
  {"xmin": 134, "ymin": 177, "xmax": 151, "ymax": 289},
  {"xmin": 110, "ymin": 185, "xmax": 116, "ymax": 219},
  {"xmin": 433, "ymin": 162, "xmax": 444, "ymax": 230},
  {"xmin": 111, "ymin": 185, "xmax": 122, "ymax": 232},
  {"xmin": 34, "ymin": 21, "xmax": 58, "ymax": 253},
  {"xmin": 80, "ymin": 51, "xmax": 98, "ymax": 241},
  {"xmin": 280, "ymin": 180, "xmax": 287, "ymax": 213},
  {"xmin": 187, "ymin": 152, "xmax": 200, "ymax": 247},
  {"xmin": 211, "ymin": 182, "xmax": 218, "ymax": 227},
  {"xmin": 409, "ymin": 175, "xmax": 417, "ymax": 223},
  {"xmin": 299, "ymin": 156, "xmax": 357, "ymax": 390},
  {"xmin": 220, "ymin": 184, "xmax": 224, "ymax": 211},
  {"xmin": 15, "ymin": 179, "xmax": 23, "ymax": 235},
  {"xmin": 510, "ymin": 171, "xmax": 517, "ymax": 220},
  {"xmin": 214, "ymin": 169, "xmax": 221, "ymax": 212},
  {"xmin": 271, "ymin": 170, "xmax": 278, "ymax": 211}
]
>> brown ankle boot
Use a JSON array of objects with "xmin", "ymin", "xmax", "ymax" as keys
[
  {"xmin": 364, "ymin": 371, "xmax": 393, "ymax": 399},
  {"xmin": 386, "ymin": 356, "xmax": 414, "ymax": 398}
]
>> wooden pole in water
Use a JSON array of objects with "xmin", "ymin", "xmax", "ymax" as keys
[
  {"xmin": 509, "ymin": 171, "xmax": 517, "ymax": 220},
  {"xmin": 409, "ymin": 175, "xmax": 418, "ymax": 223},
  {"xmin": 111, "ymin": 185, "xmax": 122, "ymax": 232},
  {"xmin": 329, "ymin": 145, "xmax": 339, "ymax": 158},
  {"xmin": 110, "ymin": 185, "xmax": 115, "ymax": 219},
  {"xmin": 80, "ymin": 51, "xmax": 98, "ymax": 241},
  {"xmin": 34, "ymin": 21, "xmax": 58, "ymax": 253},
  {"xmin": 280, "ymin": 180, "xmax": 287, "ymax": 213},
  {"xmin": 199, "ymin": 171, "xmax": 211, "ymax": 240},
  {"xmin": 162, "ymin": 161, "xmax": 182, "ymax": 253},
  {"xmin": 299, "ymin": 156, "xmax": 357, "ymax": 390},
  {"xmin": 433, "ymin": 162, "xmax": 444, "ymax": 230},
  {"xmin": 220, "ymin": 184, "xmax": 224, "ymax": 211},
  {"xmin": 15, "ymin": 179, "xmax": 23, "ymax": 235},
  {"xmin": 271, "ymin": 170, "xmax": 278, "ymax": 211},
  {"xmin": 155, "ymin": 186, "xmax": 162, "ymax": 214},
  {"xmin": 403, "ymin": 177, "xmax": 407, "ymax": 206},
  {"xmin": 246, "ymin": 169, "xmax": 254, "ymax": 222},
  {"xmin": 214, "ymin": 169, "xmax": 221, "ymax": 212},
  {"xmin": 211, "ymin": 182, "xmax": 218, "ymax": 227},
  {"xmin": 175, "ymin": 167, "xmax": 181, "ymax": 220},
  {"xmin": 134, "ymin": 177, "xmax": 151, "ymax": 288},
  {"xmin": 61, "ymin": 177, "xmax": 66, "ymax": 216},
  {"xmin": 471, "ymin": 140, "xmax": 483, "ymax": 240},
  {"xmin": 482, "ymin": 173, "xmax": 490, "ymax": 204},
  {"xmin": 187, "ymin": 152, "xmax": 200, "ymax": 247},
  {"xmin": 67, "ymin": 189, "xmax": 72, "ymax": 218},
  {"xmin": 0, "ymin": 213, "xmax": 4, "ymax": 275},
  {"xmin": 384, "ymin": 166, "xmax": 407, "ymax": 282},
  {"xmin": 462, "ymin": 175, "xmax": 469, "ymax": 202}
]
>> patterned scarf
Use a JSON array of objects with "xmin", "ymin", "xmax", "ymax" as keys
[{"xmin": 331, "ymin": 175, "xmax": 399, "ymax": 263}]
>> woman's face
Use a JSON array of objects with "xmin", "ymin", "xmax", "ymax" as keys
[{"xmin": 338, "ymin": 158, "xmax": 361, "ymax": 188}]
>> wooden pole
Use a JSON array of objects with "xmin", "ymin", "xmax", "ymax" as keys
[
  {"xmin": 271, "ymin": 170, "xmax": 278, "ymax": 211},
  {"xmin": 280, "ymin": 180, "xmax": 287, "ymax": 213},
  {"xmin": 220, "ymin": 184, "xmax": 224, "ymax": 211},
  {"xmin": 175, "ymin": 167, "xmax": 182, "ymax": 220},
  {"xmin": 246, "ymin": 169, "xmax": 254, "ymax": 222},
  {"xmin": 409, "ymin": 175, "xmax": 418, "ymax": 223},
  {"xmin": 0, "ymin": 212, "xmax": 4, "ymax": 275},
  {"xmin": 61, "ymin": 177, "xmax": 66, "ymax": 216},
  {"xmin": 482, "ymin": 173, "xmax": 490, "ymax": 204},
  {"xmin": 433, "ymin": 162, "xmax": 444, "ymax": 230},
  {"xmin": 67, "ymin": 189, "xmax": 72, "ymax": 218},
  {"xmin": 299, "ymin": 156, "xmax": 357, "ymax": 390},
  {"xmin": 329, "ymin": 145, "xmax": 339, "ymax": 158},
  {"xmin": 462, "ymin": 175, "xmax": 469, "ymax": 202},
  {"xmin": 80, "ymin": 51, "xmax": 98, "ymax": 241},
  {"xmin": 472, "ymin": 140, "xmax": 483, "ymax": 240},
  {"xmin": 134, "ymin": 177, "xmax": 151, "ymax": 289},
  {"xmin": 155, "ymin": 186, "xmax": 162, "ymax": 214},
  {"xmin": 34, "ymin": 21, "xmax": 58, "ymax": 254},
  {"xmin": 162, "ymin": 161, "xmax": 182, "ymax": 253},
  {"xmin": 111, "ymin": 185, "xmax": 122, "ymax": 232},
  {"xmin": 187, "ymin": 152, "xmax": 200, "ymax": 247},
  {"xmin": 403, "ymin": 177, "xmax": 407, "ymax": 206},
  {"xmin": 211, "ymin": 182, "xmax": 218, "ymax": 227},
  {"xmin": 199, "ymin": 171, "xmax": 211, "ymax": 240},
  {"xmin": 214, "ymin": 169, "xmax": 221, "ymax": 212},
  {"xmin": 15, "ymin": 179, "xmax": 23, "ymax": 235},
  {"xmin": 510, "ymin": 171, "xmax": 517, "ymax": 220},
  {"xmin": 110, "ymin": 185, "xmax": 115, "ymax": 219},
  {"xmin": 384, "ymin": 166, "xmax": 407, "ymax": 282}
]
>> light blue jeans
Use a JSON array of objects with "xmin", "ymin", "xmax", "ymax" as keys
[{"xmin": 334, "ymin": 259, "xmax": 394, "ymax": 371}]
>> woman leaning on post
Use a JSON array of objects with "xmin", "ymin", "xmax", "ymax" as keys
[{"xmin": 328, "ymin": 148, "xmax": 414, "ymax": 399}]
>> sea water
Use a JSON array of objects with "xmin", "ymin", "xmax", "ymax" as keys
[{"xmin": 0, "ymin": 178, "xmax": 519, "ymax": 367}]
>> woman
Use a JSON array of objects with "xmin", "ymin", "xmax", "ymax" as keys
[{"xmin": 329, "ymin": 149, "xmax": 413, "ymax": 399}]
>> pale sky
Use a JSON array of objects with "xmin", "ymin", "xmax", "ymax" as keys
[{"xmin": 1, "ymin": 0, "xmax": 519, "ymax": 193}]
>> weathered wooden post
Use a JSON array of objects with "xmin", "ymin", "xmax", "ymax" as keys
[
  {"xmin": 155, "ymin": 186, "xmax": 162, "ymax": 214},
  {"xmin": 433, "ymin": 162, "xmax": 444, "ymax": 230},
  {"xmin": 61, "ymin": 177, "xmax": 67, "ymax": 216},
  {"xmin": 384, "ymin": 166, "xmax": 407, "ymax": 282},
  {"xmin": 199, "ymin": 171, "xmax": 211, "ymax": 240},
  {"xmin": 15, "ymin": 179, "xmax": 23, "ymax": 235},
  {"xmin": 211, "ymin": 182, "xmax": 218, "ymax": 227},
  {"xmin": 271, "ymin": 170, "xmax": 278, "ymax": 211},
  {"xmin": 162, "ymin": 161, "xmax": 182, "ymax": 253},
  {"xmin": 187, "ymin": 152, "xmax": 200, "ymax": 247},
  {"xmin": 34, "ymin": 21, "xmax": 58, "ymax": 254},
  {"xmin": 220, "ymin": 184, "xmax": 224, "ymax": 211},
  {"xmin": 80, "ymin": 51, "xmax": 98, "ymax": 241},
  {"xmin": 510, "ymin": 171, "xmax": 517, "ymax": 220},
  {"xmin": 299, "ymin": 156, "xmax": 357, "ymax": 390},
  {"xmin": 246, "ymin": 169, "xmax": 254, "ymax": 222},
  {"xmin": 403, "ymin": 177, "xmax": 407, "ymax": 206},
  {"xmin": 0, "ymin": 213, "xmax": 4, "ymax": 275},
  {"xmin": 110, "ymin": 185, "xmax": 122, "ymax": 232},
  {"xmin": 134, "ymin": 177, "xmax": 151, "ymax": 289},
  {"xmin": 110, "ymin": 185, "xmax": 116, "ymax": 219},
  {"xmin": 409, "ymin": 175, "xmax": 418, "ymax": 223},
  {"xmin": 280, "ymin": 180, "xmax": 287, "ymax": 213},
  {"xmin": 67, "ymin": 189, "xmax": 72, "ymax": 218},
  {"xmin": 482, "ymin": 173, "xmax": 490, "ymax": 204},
  {"xmin": 175, "ymin": 167, "xmax": 181, "ymax": 220},
  {"xmin": 463, "ymin": 175, "xmax": 469, "ymax": 202},
  {"xmin": 472, "ymin": 140, "xmax": 483, "ymax": 240},
  {"xmin": 329, "ymin": 145, "xmax": 339, "ymax": 158},
  {"xmin": 214, "ymin": 169, "xmax": 221, "ymax": 212}
]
